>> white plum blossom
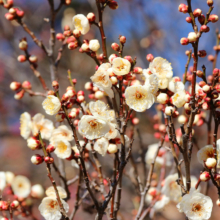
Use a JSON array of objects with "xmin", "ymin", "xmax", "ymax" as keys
[
  {"xmin": 11, "ymin": 175, "xmax": 31, "ymax": 198},
  {"xmin": 31, "ymin": 184, "xmax": 44, "ymax": 199},
  {"xmin": 154, "ymin": 195, "xmax": 170, "ymax": 211},
  {"xmin": 94, "ymin": 137, "xmax": 109, "ymax": 156},
  {"xmin": 46, "ymin": 186, "xmax": 67, "ymax": 199},
  {"xmin": 149, "ymin": 57, "xmax": 173, "ymax": 79},
  {"xmin": 42, "ymin": 95, "xmax": 61, "ymax": 115},
  {"xmin": 50, "ymin": 125, "xmax": 73, "ymax": 143},
  {"xmin": 0, "ymin": 172, "xmax": 6, "ymax": 191},
  {"xmin": 171, "ymin": 90, "xmax": 186, "ymax": 108},
  {"xmin": 168, "ymin": 77, "xmax": 185, "ymax": 93},
  {"xmin": 197, "ymin": 143, "xmax": 220, "ymax": 168},
  {"xmin": 39, "ymin": 197, "xmax": 69, "ymax": 220},
  {"xmin": 144, "ymin": 73, "xmax": 158, "ymax": 96},
  {"xmin": 91, "ymin": 63, "xmax": 114, "ymax": 98},
  {"xmin": 54, "ymin": 139, "xmax": 72, "ymax": 159},
  {"xmin": 105, "ymin": 123, "xmax": 118, "ymax": 140},
  {"xmin": 177, "ymin": 188, "xmax": 213, "ymax": 220},
  {"xmin": 32, "ymin": 113, "xmax": 54, "ymax": 140},
  {"xmin": 158, "ymin": 78, "xmax": 169, "ymax": 89},
  {"xmin": 5, "ymin": 171, "xmax": 15, "ymax": 184},
  {"xmin": 125, "ymin": 85, "xmax": 155, "ymax": 112},
  {"xmin": 72, "ymin": 14, "xmax": 90, "ymax": 35},
  {"xmin": 89, "ymin": 39, "xmax": 100, "ymax": 52},
  {"xmin": 20, "ymin": 112, "xmax": 32, "ymax": 139},
  {"xmin": 112, "ymin": 57, "xmax": 131, "ymax": 76},
  {"xmin": 78, "ymin": 115, "xmax": 110, "ymax": 140},
  {"xmin": 157, "ymin": 93, "xmax": 169, "ymax": 104}
]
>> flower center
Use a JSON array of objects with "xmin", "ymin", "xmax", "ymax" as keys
[
  {"xmin": 57, "ymin": 142, "xmax": 68, "ymax": 153},
  {"xmin": 49, "ymin": 201, "xmax": 58, "ymax": 209},
  {"xmin": 192, "ymin": 203, "xmax": 202, "ymax": 212},
  {"xmin": 89, "ymin": 120, "xmax": 98, "ymax": 129},
  {"xmin": 74, "ymin": 18, "xmax": 83, "ymax": 31},
  {"xmin": 135, "ymin": 91, "xmax": 143, "ymax": 99}
]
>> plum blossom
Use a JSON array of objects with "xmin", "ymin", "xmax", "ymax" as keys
[
  {"xmin": 0, "ymin": 172, "xmax": 6, "ymax": 191},
  {"xmin": 46, "ymin": 186, "xmax": 67, "ymax": 199},
  {"xmin": 171, "ymin": 90, "xmax": 186, "ymax": 108},
  {"xmin": 125, "ymin": 85, "xmax": 155, "ymax": 112},
  {"xmin": 91, "ymin": 63, "xmax": 114, "ymax": 98},
  {"xmin": 32, "ymin": 113, "xmax": 54, "ymax": 140},
  {"xmin": 89, "ymin": 39, "xmax": 100, "ymax": 52},
  {"xmin": 149, "ymin": 57, "xmax": 173, "ymax": 79},
  {"xmin": 144, "ymin": 73, "xmax": 159, "ymax": 96},
  {"xmin": 72, "ymin": 14, "xmax": 90, "ymax": 35},
  {"xmin": 42, "ymin": 95, "xmax": 61, "ymax": 115},
  {"xmin": 177, "ymin": 188, "xmax": 213, "ymax": 220},
  {"xmin": 94, "ymin": 137, "xmax": 109, "ymax": 156},
  {"xmin": 78, "ymin": 115, "xmax": 110, "ymax": 140},
  {"xmin": 20, "ymin": 112, "xmax": 32, "ymax": 139},
  {"xmin": 50, "ymin": 125, "xmax": 73, "ymax": 143},
  {"xmin": 39, "ymin": 197, "xmax": 69, "ymax": 220},
  {"xmin": 54, "ymin": 139, "xmax": 72, "ymax": 159},
  {"xmin": 11, "ymin": 175, "xmax": 31, "ymax": 198},
  {"xmin": 112, "ymin": 57, "xmax": 131, "ymax": 75}
]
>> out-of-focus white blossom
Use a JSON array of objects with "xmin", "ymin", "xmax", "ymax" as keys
[
  {"xmin": 112, "ymin": 57, "xmax": 131, "ymax": 76},
  {"xmin": 177, "ymin": 188, "xmax": 213, "ymax": 220},
  {"xmin": 32, "ymin": 113, "xmax": 54, "ymax": 140},
  {"xmin": 42, "ymin": 95, "xmax": 61, "ymax": 115},
  {"xmin": 144, "ymin": 73, "xmax": 158, "ymax": 96},
  {"xmin": 20, "ymin": 112, "xmax": 32, "ymax": 139},
  {"xmin": 39, "ymin": 197, "xmax": 69, "ymax": 220},
  {"xmin": 89, "ymin": 39, "xmax": 100, "ymax": 52},
  {"xmin": 5, "ymin": 171, "xmax": 15, "ymax": 184},
  {"xmin": 72, "ymin": 14, "xmax": 90, "ymax": 35},
  {"xmin": 125, "ymin": 85, "xmax": 155, "ymax": 112},
  {"xmin": 0, "ymin": 172, "xmax": 6, "ymax": 191},
  {"xmin": 54, "ymin": 139, "xmax": 72, "ymax": 159},
  {"xmin": 149, "ymin": 57, "xmax": 173, "ymax": 79},
  {"xmin": 46, "ymin": 186, "xmax": 67, "ymax": 199},
  {"xmin": 31, "ymin": 184, "xmax": 44, "ymax": 199},
  {"xmin": 78, "ymin": 115, "xmax": 110, "ymax": 140},
  {"xmin": 50, "ymin": 125, "xmax": 73, "ymax": 143},
  {"xmin": 94, "ymin": 137, "xmax": 109, "ymax": 156},
  {"xmin": 11, "ymin": 175, "xmax": 31, "ymax": 198},
  {"xmin": 154, "ymin": 195, "xmax": 170, "ymax": 211}
]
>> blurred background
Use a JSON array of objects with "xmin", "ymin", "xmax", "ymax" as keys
[{"xmin": 0, "ymin": 0, "xmax": 220, "ymax": 219}]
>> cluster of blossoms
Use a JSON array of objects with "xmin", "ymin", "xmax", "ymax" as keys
[{"xmin": 3, "ymin": 0, "xmax": 220, "ymax": 219}]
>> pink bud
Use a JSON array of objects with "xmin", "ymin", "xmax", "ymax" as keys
[
  {"xmin": 17, "ymin": 55, "xmax": 26, "ymax": 62},
  {"xmin": 200, "ymin": 171, "xmax": 210, "ymax": 182},
  {"xmin": 108, "ymin": 1, "xmax": 118, "ymax": 10},
  {"xmin": 132, "ymin": 117, "xmax": 139, "ymax": 125},
  {"xmin": 77, "ymin": 95, "xmax": 85, "ymax": 103},
  {"xmin": 31, "ymin": 154, "xmax": 44, "ymax": 165},
  {"xmin": 10, "ymin": 200, "xmax": 19, "ymax": 209},
  {"xmin": 85, "ymin": 82, "xmax": 93, "ymax": 90},
  {"xmin": 56, "ymin": 33, "xmax": 65, "ymax": 41},
  {"xmin": 46, "ymin": 144, "xmax": 55, "ymax": 153},
  {"xmin": 5, "ymin": 12, "xmax": 14, "ymax": 20},
  {"xmin": 213, "ymin": 68, "xmax": 219, "ymax": 76},
  {"xmin": 208, "ymin": 14, "xmax": 219, "ymax": 23},
  {"xmin": 63, "ymin": 30, "xmax": 71, "ymax": 37},
  {"xmin": 198, "ymin": 14, "xmax": 205, "ymax": 25},
  {"xmin": 87, "ymin": 12, "xmax": 96, "ymax": 22},
  {"xmin": 68, "ymin": 41, "xmax": 78, "ymax": 50},
  {"xmin": 198, "ymin": 50, "xmax": 206, "ymax": 58},
  {"xmin": 124, "ymin": 55, "xmax": 133, "ymax": 63},
  {"xmin": 44, "ymin": 156, "xmax": 54, "ymax": 164},
  {"xmin": 111, "ymin": 43, "xmax": 120, "ymax": 51},
  {"xmin": 29, "ymin": 55, "xmax": 38, "ymax": 63},
  {"xmin": 74, "ymin": 119, "xmax": 79, "ymax": 126},
  {"xmin": 65, "ymin": 0, "xmax": 71, "ymax": 5},
  {"xmin": 200, "ymin": 25, "xmax": 210, "ymax": 33},
  {"xmin": 186, "ymin": 17, "xmax": 192, "ymax": 23},
  {"xmin": 14, "ymin": 89, "xmax": 25, "ymax": 100},
  {"xmin": 119, "ymin": 36, "xmax": 126, "ymax": 44},
  {"xmin": 196, "ymin": 70, "xmax": 203, "ymax": 77},
  {"xmin": 180, "ymin": 37, "xmax": 189, "ymax": 45},
  {"xmin": 207, "ymin": 0, "xmax": 213, "ymax": 6},
  {"xmin": 72, "ymin": 79, "xmax": 77, "ymax": 84},
  {"xmin": 133, "ymin": 67, "xmax": 143, "ymax": 74},
  {"xmin": 193, "ymin": 8, "xmax": 202, "ymax": 17},
  {"xmin": 208, "ymin": 54, "xmax": 215, "ymax": 62},
  {"xmin": 146, "ymin": 54, "xmax": 154, "ymax": 62},
  {"xmin": 22, "ymin": 81, "xmax": 32, "ymax": 89},
  {"xmin": 10, "ymin": 81, "xmax": 21, "ymax": 91},
  {"xmin": 16, "ymin": 9, "xmax": 24, "ymax": 18},
  {"xmin": 73, "ymin": 29, "xmax": 81, "ymax": 38},
  {"xmin": 52, "ymin": 80, "xmax": 59, "ymax": 89},
  {"xmin": 19, "ymin": 40, "xmax": 28, "ymax": 50}
]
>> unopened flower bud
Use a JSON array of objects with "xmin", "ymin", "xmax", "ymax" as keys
[
  {"xmin": 73, "ymin": 29, "xmax": 81, "ymax": 38},
  {"xmin": 198, "ymin": 14, "xmax": 205, "ymax": 25},
  {"xmin": 146, "ymin": 54, "xmax": 154, "ymax": 62},
  {"xmin": 188, "ymin": 32, "xmax": 197, "ymax": 42},
  {"xmin": 200, "ymin": 171, "xmax": 210, "ymax": 182},
  {"xmin": 0, "ymin": 201, "xmax": 9, "ymax": 211},
  {"xmin": 19, "ymin": 40, "xmax": 28, "ymax": 50},
  {"xmin": 207, "ymin": 0, "xmax": 213, "ymax": 6},
  {"xmin": 68, "ymin": 110, "xmax": 77, "ymax": 119},
  {"xmin": 108, "ymin": 1, "xmax": 118, "ymax": 10},
  {"xmin": 132, "ymin": 117, "xmax": 139, "ymax": 125},
  {"xmin": 107, "ymin": 144, "xmax": 118, "ymax": 154},
  {"xmin": 133, "ymin": 67, "xmax": 143, "ymax": 74},
  {"xmin": 111, "ymin": 43, "xmax": 120, "ymax": 51},
  {"xmin": 55, "ymin": 113, "xmax": 65, "ymax": 122},
  {"xmin": 214, "ymin": 100, "xmax": 220, "ymax": 108},
  {"xmin": 180, "ymin": 37, "xmax": 189, "ymax": 45},
  {"xmin": 208, "ymin": 55, "xmax": 215, "ymax": 62},
  {"xmin": 10, "ymin": 81, "xmax": 21, "ymax": 91},
  {"xmin": 165, "ymin": 106, "xmax": 175, "ymax": 116},
  {"xmin": 31, "ymin": 184, "xmax": 44, "ymax": 199},
  {"xmin": 208, "ymin": 14, "xmax": 218, "ymax": 23},
  {"xmin": 95, "ymin": 91, "xmax": 104, "ymax": 99},
  {"xmin": 202, "ymin": 85, "xmax": 211, "ymax": 93},
  {"xmin": 10, "ymin": 200, "xmax": 19, "ymax": 209},
  {"xmin": 85, "ymin": 82, "xmax": 93, "ymax": 90},
  {"xmin": 178, "ymin": 4, "xmax": 188, "ymax": 13},
  {"xmin": 87, "ymin": 12, "xmax": 96, "ymax": 22},
  {"xmin": 77, "ymin": 95, "xmax": 85, "ymax": 103},
  {"xmin": 22, "ymin": 81, "xmax": 32, "ymax": 89},
  {"xmin": 110, "ymin": 76, "xmax": 118, "ymax": 85},
  {"xmin": 27, "ymin": 137, "xmax": 40, "ymax": 150},
  {"xmin": 29, "ymin": 55, "xmax": 38, "ymax": 63},
  {"xmin": 157, "ymin": 93, "xmax": 169, "ymax": 104},
  {"xmin": 56, "ymin": 33, "xmax": 65, "ymax": 41},
  {"xmin": 193, "ymin": 8, "xmax": 202, "ymax": 17},
  {"xmin": 200, "ymin": 25, "xmax": 210, "ymax": 33},
  {"xmin": 186, "ymin": 17, "xmax": 192, "ymax": 23},
  {"xmin": 68, "ymin": 41, "xmax": 78, "ymax": 50},
  {"xmin": 44, "ymin": 156, "xmax": 54, "ymax": 164},
  {"xmin": 205, "ymin": 158, "xmax": 217, "ymax": 169},
  {"xmin": 202, "ymin": 102, "xmax": 210, "ymax": 110},
  {"xmin": 45, "ymin": 144, "xmax": 55, "ymax": 153},
  {"xmin": 216, "ymin": 199, "xmax": 220, "ymax": 206},
  {"xmin": 198, "ymin": 50, "xmax": 206, "ymax": 58},
  {"xmin": 31, "ymin": 154, "xmax": 44, "ymax": 165},
  {"xmin": 119, "ymin": 36, "xmax": 126, "ymax": 44},
  {"xmin": 124, "ymin": 55, "xmax": 133, "ymax": 63},
  {"xmin": 81, "ymin": 43, "xmax": 90, "ymax": 52},
  {"xmin": 52, "ymin": 80, "xmax": 59, "ymax": 89},
  {"xmin": 184, "ymin": 103, "xmax": 191, "ymax": 110},
  {"xmin": 14, "ymin": 89, "xmax": 25, "ymax": 100},
  {"xmin": 213, "ymin": 68, "xmax": 219, "ymax": 76},
  {"xmin": 17, "ymin": 55, "xmax": 26, "ymax": 62},
  {"xmin": 178, "ymin": 115, "xmax": 187, "ymax": 124},
  {"xmin": 5, "ymin": 13, "xmax": 14, "ymax": 20}
]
